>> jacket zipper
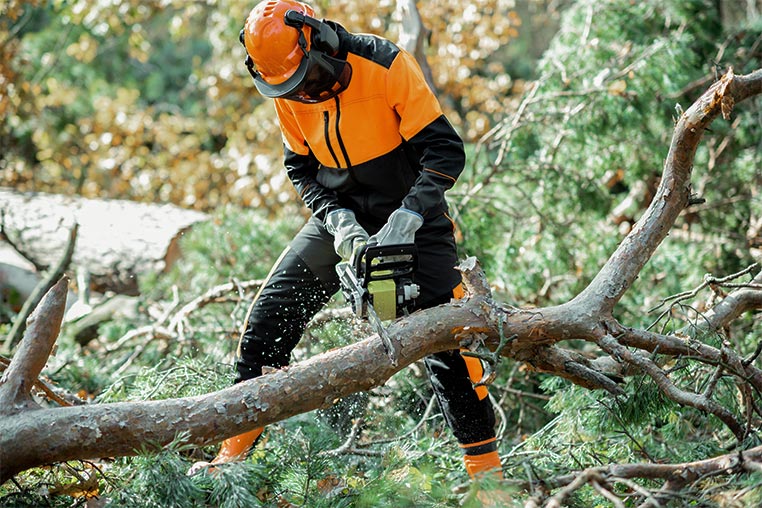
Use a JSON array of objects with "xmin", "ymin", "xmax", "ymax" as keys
[
  {"xmin": 334, "ymin": 97, "xmax": 352, "ymax": 168},
  {"xmin": 322, "ymin": 98, "xmax": 353, "ymax": 169},
  {"xmin": 323, "ymin": 111, "xmax": 341, "ymax": 168}
]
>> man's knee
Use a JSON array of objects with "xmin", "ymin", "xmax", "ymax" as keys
[{"xmin": 234, "ymin": 247, "xmax": 334, "ymax": 381}]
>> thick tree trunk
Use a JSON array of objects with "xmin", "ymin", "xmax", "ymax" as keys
[
  {"xmin": 0, "ymin": 188, "xmax": 208, "ymax": 295},
  {"xmin": 395, "ymin": 0, "xmax": 436, "ymax": 91}
]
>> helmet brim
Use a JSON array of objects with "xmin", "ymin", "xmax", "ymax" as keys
[{"xmin": 253, "ymin": 53, "xmax": 311, "ymax": 98}]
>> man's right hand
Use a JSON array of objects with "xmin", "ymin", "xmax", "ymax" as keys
[{"xmin": 324, "ymin": 209, "xmax": 369, "ymax": 261}]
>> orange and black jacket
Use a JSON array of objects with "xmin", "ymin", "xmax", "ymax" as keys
[{"xmin": 274, "ymin": 23, "xmax": 465, "ymax": 225}]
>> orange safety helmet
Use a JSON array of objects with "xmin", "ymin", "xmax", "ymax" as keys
[
  {"xmin": 242, "ymin": 0, "xmax": 314, "ymax": 86},
  {"xmin": 239, "ymin": 0, "xmax": 351, "ymax": 103}
]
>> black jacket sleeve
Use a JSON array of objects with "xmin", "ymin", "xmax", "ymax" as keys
[
  {"xmin": 283, "ymin": 145, "xmax": 342, "ymax": 222},
  {"xmin": 401, "ymin": 115, "xmax": 466, "ymax": 216}
]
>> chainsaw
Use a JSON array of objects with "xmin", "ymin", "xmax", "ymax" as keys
[{"xmin": 336, "ymin": 243, "xmax": 419, "ymax": 366}]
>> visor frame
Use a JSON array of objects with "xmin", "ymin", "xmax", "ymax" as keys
[{"xmin": 279, "ymin": 51, "xmax": 352, "ymax": 104}]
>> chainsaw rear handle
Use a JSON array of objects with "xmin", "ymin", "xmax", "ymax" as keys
[{"xmin": 354, "ymin": 243, "xmax": 418, "ymax": 287}]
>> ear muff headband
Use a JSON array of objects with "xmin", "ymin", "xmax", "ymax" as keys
[{"xmin": 283, "ymin": 9, "xmax": 339, "ymax": 54}]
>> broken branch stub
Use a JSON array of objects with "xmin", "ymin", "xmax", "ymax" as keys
[{"xmin": 0, "ymin": 276, "xmax": 69, "ymax": 415}]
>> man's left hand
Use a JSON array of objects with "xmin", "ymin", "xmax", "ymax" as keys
[{"xmin": 368, "ymin": 208, "xmax": 423, "ymax": 246}]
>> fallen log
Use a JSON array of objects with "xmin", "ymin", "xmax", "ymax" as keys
[{"xmin": 0, "ymin": 188, "xmax": 208, "ymax": 295}]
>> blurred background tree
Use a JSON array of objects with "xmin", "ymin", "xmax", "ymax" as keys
[{"xmin": 1, "ymin": 0, "xmax": 553, "ymax": 211}]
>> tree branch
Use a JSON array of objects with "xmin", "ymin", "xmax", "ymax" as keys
[
  {"xmin": 575, "ymin": 69, "xmax": 762, "ymax": 313},
  {"xmin": 0, "ymin": 277, "xmax": 69, "ymax": 415},
  {"xmin": 0, "ymin": 290, "xmax": 495, "ymax": 483},
  {"xmin": 532, "ymin": 445, "xmax": 762, "ymax": 506},
  {"xmin": 703, "ymin": 269, "xmax": 762, "ymax": 331},
  {"xmin": 598, "ymin": 335, "xmax": 746, "ymax": 440}
]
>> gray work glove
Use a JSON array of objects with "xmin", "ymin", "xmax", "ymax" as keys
[
  {"xmin": 325, "ymin": 209, "xmax": 369, "ymax": 260},
  {"xmin": 368, "ymin": 208, "xmax": 423, "ymax": 246}
]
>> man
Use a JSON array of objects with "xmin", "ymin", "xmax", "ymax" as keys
[{"xmin": 193, "ymin": 0, "xmax": 501, "ymax": 479}]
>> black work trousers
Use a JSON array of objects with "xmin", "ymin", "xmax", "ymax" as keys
[{"xmin": 235, "ymin": 213, "xmax": 496, "ymax": 446}]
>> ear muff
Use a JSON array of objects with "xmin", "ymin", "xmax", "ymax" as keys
[
  {"xmin": 311, "ymin": 20, "xmax": 339, "ymax": 53},
  {"xmin": 239, "ymin": 29, "xmax": 258, "ymax": 78},
  {"xmin": 284, "ymin": 9, "xmax": 339, "ymax": 54}
]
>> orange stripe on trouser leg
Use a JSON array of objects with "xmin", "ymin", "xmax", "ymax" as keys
[
  {"xmin": 458, "ymin": 437, "xmax": 497, "ymax": 449},
  {"xmin": 212, "ymin": 427, "xmax": 264, "ymax": 464},
  {"xmin": 461, "ymin": 352, "xmax": 489, "ymax": 400},
  {"xmin": 453, "ymin": 282, "xmax": 489, "ymax": 400},
  {"xmin": 452, "ymin": 282, "xmax": 465, "ymax": 300},
  {"xmin": 463, "ymin": 450, "xmax": 502, "ymax": 479}
]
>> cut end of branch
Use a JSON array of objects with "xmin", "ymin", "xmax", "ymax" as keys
[
  {"xmin": 27, "ymin": 275, "xmax": 70, "ymax": 340},
  {"xmin": 0, "ymin": 276, "xmax": 69, "ymax": 415},
  {"xmin": 456, "ymin": 257, "xmax": 492, "ymax": 298},
  {"xmin": 705, "ymin": 68, "xmax": 735, "ymax": 120}
]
